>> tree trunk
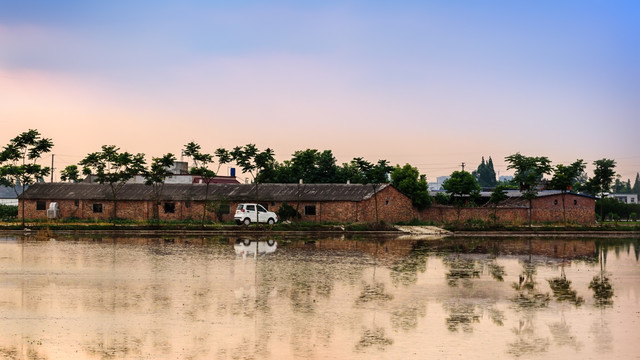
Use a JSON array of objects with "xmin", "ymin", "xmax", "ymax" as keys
[
  {"xmin": 373, "ymin": 184, "xmax": 379, "ymax": 223},
  {"xmin": 561, "ymin": 192, "xmax": 566, "ymax": 225},
  {"xmin": 202, "ymin": 182, "xmax": 210, "ymax": 228},
  {"xmin": 528, "ymin": 198, "xmax": 533, "ymax": 227}
]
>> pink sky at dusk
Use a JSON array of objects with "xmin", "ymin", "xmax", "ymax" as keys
[{"xmin": 1, "ymin": 1, "xmax": 639, "ymax": 183}]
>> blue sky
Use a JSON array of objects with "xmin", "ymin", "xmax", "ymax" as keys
[{"xmin": 1, "ymin": 0, "xmax": 639, "ymax": 181}]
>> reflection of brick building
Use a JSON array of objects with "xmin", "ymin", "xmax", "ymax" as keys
[{"xmin": 18, "ymin": 183, "xmax": 415, "ymax": 223}]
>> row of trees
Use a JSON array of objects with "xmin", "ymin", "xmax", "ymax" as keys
[
  {"xmin": 440, "ymin": 153, "xmax": 618, "ymax": 225},
  {"xmin": 0, "ymin": 130, "xmax": 627, "ymax": 227}
]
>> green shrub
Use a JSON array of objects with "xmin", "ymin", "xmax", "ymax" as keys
[
  {"xmin": 0, "ymin": 205, "xmax": 18, "ymax": 220},
  {"xmin": 276, "ymin": 203, "xmax": 301, "ymax": 222}
]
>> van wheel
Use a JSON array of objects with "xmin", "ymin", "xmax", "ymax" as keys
[
  {"xmin": 267, "ymin": 218, "xmax": 275, "ymax": 225},
  {"xmin": 243, "ymin": 239, "xmax": 251, "ymax": 246},
  {"xmin": 243, "ymin": 218, "xmax": 251, "ymax": 226}
]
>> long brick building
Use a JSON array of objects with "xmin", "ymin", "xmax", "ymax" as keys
[
  {"xmin": 18, "ymin": 183, "xmax": 596, "ymax": 224},
  {"xmin": 18, "ymin": 183, "xmax": 415, "ymax": 223}
]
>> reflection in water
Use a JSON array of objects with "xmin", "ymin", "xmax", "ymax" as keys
[
  {"xmin": 0, "ymin": 235, "xmax": 638, "ymax": 359},
  {"xmin": 508, "ymin": 313, "xmax": 550, "ymax": 357},
  {"xmin": 443, "ymin": 255, "xmax": 480, "ymax": 288},
  {"xmin": 547, "ymin": 248, "xmax": 584, "ymax": 306},
  {"xmin": 589, "ymin": 243, "xmax": 614, "ymax": 308},
  {"xmin": 548, "ymin": 315, "xmax": 583, "ymax": 352},
  {"xmin": 355, "ymin": 327, "xmax": 393, "ymax": 351},
  {"xmin": 511, "ymin": 240, "xmax": 551, "ymax": 310}
]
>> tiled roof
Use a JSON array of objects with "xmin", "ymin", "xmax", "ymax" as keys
[{"xmin": 19, "ymin": 183, "xmax": 391, "ymax": 202}]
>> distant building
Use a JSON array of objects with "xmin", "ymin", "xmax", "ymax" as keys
[
  {"xmin": 499, "ymin": 175, "xmax": 514, "ymax": 183},
  {"xmin": 0, "ymin": 185, "xmax": 22, "ymax": 206},
  {"xmin": 429, "ymin": 176, "xmax": 450, "ymax": 191},
  {"xmin": 607, "ymin": 193, "xmax": 638, "ymax": 204}
]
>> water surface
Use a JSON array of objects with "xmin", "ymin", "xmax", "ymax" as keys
[{"xmin": 1, "ymin": 234, "xmax": 639, "ymax": 359}]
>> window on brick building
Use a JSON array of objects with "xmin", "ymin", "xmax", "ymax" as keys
[
  {"xmin": 385, "ymin": 199, "xmax": 389, "ymax": 205},
  {"xmin": 554, "ymin": 199, "xmax": 558, "ymax": 205},
  {"xmin": 36, "ymin": 201, "xmax": 46, "ymax": 211},
  {"xmin": 74, "ymin": 200, "xmax": 79, "ymax": 207},
  {"xmin": 93, "ymin": 204, "xmax": 103, "ymax": 213},
  {"xmin": 185, "ymin": 201, "xmax": 191, "ymax": 208},
  {"xmin": 164, "ymin": 203, "xmax": 176, "ymax": 213},
  {"xmin": 574, "ymin": 200, "xmax": 578, "ymax": 205},
  {"xmin": 219, "ymin": 204, "xmax": 230, "ymax": 214},
  {"xmin": 304, "ymin": 205, "xmax": 316, "ymax": 216}
]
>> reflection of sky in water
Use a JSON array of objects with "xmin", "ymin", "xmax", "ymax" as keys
[{"xmin": 0, "ymin": 236, "xmax": 638, "ymax": 359}]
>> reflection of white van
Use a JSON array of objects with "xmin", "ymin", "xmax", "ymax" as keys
[
  {"xmin": 234, "ymin": 239, "xmax": 277, "ymax": 258},
  {"xmin": 234, "ymin": 204, "xmax": 278, "ymax": 225}
]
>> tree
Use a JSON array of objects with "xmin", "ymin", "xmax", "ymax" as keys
[
  {"xmin": 549, "ymin": 160, "xmax": 586, "ymax": 224},
  {"xmin": 488, "ymin": 184, "xmax": 508, "ymax": 224},
  {"xmin": 633, "ymin": 173, "xmax": 640, "ymax": 196},
  {"xmin": 472, "ymin": 156, "xmax": 497, "ymax": 187},
  {"xmin": 60, "ymin": 165, "xmax": 82, "ymax": 183},
  {"xmin": 79, "ymin": 145, "xmax": 146, "ymax": 223},
  {"xmin": 183, "ymin": 142, "xmax": 216, "ymax": 227},
  {"xmin": 390, "ymin": 164, "xmax": 432, "ymax": 211},
  {"xmin": 143, "ymin": 153, "xmax": 176, "ymax": 225},
  {"xmin": 0, "ymin": 129, "xmax": 54, "ymax": 226},
  {"xmin": 587, "ymin": 158, "xmax": 616, "ymax": 222},
  {"xmin": 353, "ymin": 158, "xmax": 392, "ymax": 223},
  {"xmin": 230, "ymin": 144, "xmax": 275, "ymax": 224},
  {"xmin": 442, "ymin": 170, "xmax": 481, "ymax": 221},
  {"xmin": 505, "ymin": 153, "xmax": 552, "ymax": 226}
]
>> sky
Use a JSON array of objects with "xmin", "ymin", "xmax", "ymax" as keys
[{"xmin": 1, "ymin": 0, "xmax": 639, "ymax": 183}]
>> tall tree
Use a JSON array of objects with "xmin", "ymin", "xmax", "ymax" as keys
[
  {"xmin": 358, "ymin": 159, "xmax": 393, "ymax": 223},
  {"xmin": 390, "ymin": 164, "xmax": 432, "ymax": 211},
  {"xmin": 442, "ymin": 170, "xmax": 481, "ymax": 221},
  {"xmin": 0, "ymin": 129, "xmax": 54, "ymax": 226},
  {"xmin": 588, "ymin": 158, "xmax": 616, "ymax": 222},
  {"xmin": 183, "ymin": 142, "xmax": 216, "ymax": 226},
  {"xmin": 633, "ymin": 173, "xmax": 640, "ymax": 196},
  {"xmin": 230, "ymin": 144, "xmax": 275, "ymax": 224},
  {"xmin": 79, "ymin": 145, "xmax": 146, "ymax": 223},
  {"xmin": 505, "ymin": 153, "xmax": 552, "ymax": 226},
  {"xmin": 60, "ymin": 165, "xmax": 81, "ymax": 183},
  {"xmin": 549, "ymin": 159, "xmax": 586, "ymax": 224},
  {"xmin": 143, "ymin": 153, "xmax": 176, "ymax": 225},
  {"xmin": 473, "ymin": 156, "xmax": 497, "ymax": 187},
  {"xmin": 488, "ymin": 184, "xmax": 508, "ymax": 224}
]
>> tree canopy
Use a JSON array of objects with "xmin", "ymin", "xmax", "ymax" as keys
[
  {"xmin": 472, "ymin": 156, "xmax": 497, "ymax": 187},
  {"xmin": 391, "ymin": 164, "xmax": 432, "ymax": 210}
]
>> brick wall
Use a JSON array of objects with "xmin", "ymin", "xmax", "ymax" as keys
[
  {"xmin": 417, "ymin": 193, "xmax": 595, "ymax": 225},
  {"xmin": 18, "ymin": 189, "xmax": 595, "ymax": 225}
]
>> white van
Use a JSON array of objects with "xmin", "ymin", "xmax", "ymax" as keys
[{"xmin": 234, "ymin": 203, "xmax": 278, "ymax": 225}]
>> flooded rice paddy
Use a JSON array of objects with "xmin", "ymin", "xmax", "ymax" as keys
[{"xmin": 1, "ymin": 234, "xmax": 639, "ymax": 359}]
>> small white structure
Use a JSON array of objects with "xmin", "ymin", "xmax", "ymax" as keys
[{"xmin": 46, "ymin": 202, "xmax": 59, "ymax": 219}]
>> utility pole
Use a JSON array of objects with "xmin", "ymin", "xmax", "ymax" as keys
[
  {"xmin": 461, "ymin": 162, "xmax": 465, "ymax": 172},
  {"xmin": 50, "ymin": 154, "xmax": 55, "ymax": 183}
]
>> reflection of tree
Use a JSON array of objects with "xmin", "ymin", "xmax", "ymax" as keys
[
  {"xmin": 589, "ymin": 244, "xmax": 614, "ymax": 308},
  {"xmin": 507, "ymin": 313, "xmax": 550, "ymax": 357},
  {"xmin": 547, "ymin": 244, "xmax": 584, "ymax": 306},
  {"xmin": 487, "ymin": 259, "xmax": 505, "ymax": 282},
  {"xmin": 355, "ymin": 327, "xmax": 393, "ymax": 351},
  {"xmin": 390, "ymin": 242, "xmax": 428, "ymax": 286},
  {"xmin": 355, "ymin": 240, "xmax": 394, "ymax": 352},
  {"xmin": 443, "ymin": 300, "xmax": 480, "ymax": 332},
  {"xmin": 548, "ymin": 314, "xmax": 583, "ymax": 351},
  {"xmin": 511, "ymin": 242, "xmax": 550, "ymax": 309},
  {"xmin": 442, "ymin": 300, "xmax": 504, "ymax": 332},
  {"xmin": 443, "ymin": 255, "xmax": 480, "ymax": 287},
  {"xmin": 391, "ymin": 304, "xmax": 426, "ymax": 331},
  {"xmin": 356, "ymin": 281, "xmax": 393, "ymax": 304}
]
